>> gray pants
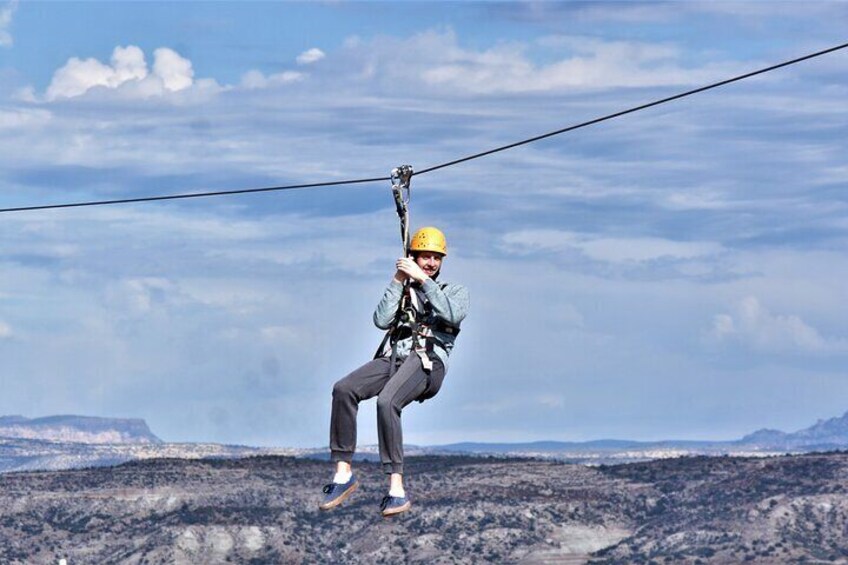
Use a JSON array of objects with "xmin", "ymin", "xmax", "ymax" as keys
[{"xmin": 330, "ymin": 355, "xmax": 446, "ymax": 475}]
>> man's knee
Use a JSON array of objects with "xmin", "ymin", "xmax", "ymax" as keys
[
  {"xmin": 376, "ymin": 392, "xmax": 398, "ymax": 416},
  {"xmin": 333, "ymin": 379, "xmax": 355, "ymax": 400}
]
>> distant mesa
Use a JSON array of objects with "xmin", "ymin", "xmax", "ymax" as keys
[
  {"xmin": 738, "ymin": 428, "xmax": 788, "ymax": 446},
  {"xmin": 739, "ymin": 410, "xmax": 848, "ymax": 449},
  {"xmin": 429, "ymin": 410, "xmax": 848, "ymax": 458},
  {"xmin": 0, "ymin": 414, "xmax": 162, "ymax": 445},
  {"xmin": 0, "ymin": 415, "xmax": 295, "ymax": 474}
]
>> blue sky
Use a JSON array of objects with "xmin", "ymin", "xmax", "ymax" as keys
[{"xmin": 1, "ymin": 1, "xmax": 847, "ymax": 448}]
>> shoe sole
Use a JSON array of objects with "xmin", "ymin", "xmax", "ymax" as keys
[
  {"xmin": 318, "ymin": 481, "xmax": 359, "ymax": 511},
  {"xmin": 381, "ymin": 500, "xmax": 411, "ymax": 517}
]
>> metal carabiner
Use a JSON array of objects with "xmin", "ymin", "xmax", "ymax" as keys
[
  {"xmin": 391, "ymin": 165, "xmax": 414, "ymax": 195},
  {"xmin": 391, "ymin": 166, "xmax": 412, "ymax": 214},
  {"xmin": 390, "ymin": 165, "xmax": 414, "ymax": 254}
]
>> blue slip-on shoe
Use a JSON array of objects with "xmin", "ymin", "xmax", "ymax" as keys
[
  {"xmin": 380, "ymin": 495, "xmax": 411, "ymax": 517},
  {"xmin": 319, "ymin": 476, "xmax": 359, "ymax": 511}
]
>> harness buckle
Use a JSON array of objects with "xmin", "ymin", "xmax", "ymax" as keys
[{"xmin": 400, "ymin": 306, "xmax": 417, "ymax": 324}]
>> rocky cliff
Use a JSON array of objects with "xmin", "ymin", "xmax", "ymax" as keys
[{"xmin": 0, "ymin": 415, "xmax": 162, "ymax": 444}]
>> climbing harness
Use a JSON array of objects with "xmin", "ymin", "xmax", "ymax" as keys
[{"xmin": 374, "ymin": 165, "xmax": 460, "ymax": 378}]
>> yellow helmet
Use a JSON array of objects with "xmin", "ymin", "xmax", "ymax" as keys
[{"xmin": 410, "ymin": 227, "xmax": 447, "ymax": 256}]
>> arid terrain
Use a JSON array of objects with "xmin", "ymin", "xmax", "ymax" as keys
[{"xmin": 1, "ymin": 451, "xmax": 847, "ymax": 564}]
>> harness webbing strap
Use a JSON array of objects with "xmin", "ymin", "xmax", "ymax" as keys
[
  {"xmin": 408, "ymin": 286, "xmax": 421, "ymax": 312},
  {"xmin": 379, "ymin": 164, "xmax": 415, "ymax": 376}
]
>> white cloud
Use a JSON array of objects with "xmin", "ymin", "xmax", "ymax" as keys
[
  {"xmin": 0, "ymin": 321, "xmax": 12, "ymax": 339},
  {"xmin": 581, "ymin": 237, "xmax": 722, "ymax": 264},
  {"xmin": 152, "ymin": 47, "xmax": 193, "ymax": 91},
  {"xmin": 661, "ymin": 189, "xmax": 736, "ymax": 211},
  {"xmin": 0, "ymin": 107, "xmax": 52, "ymax": 130},
  {"xmin": 239, "ymin": 69, "xmax": 303, "ymax": 89},
  {"xmin": 0, "ymin": 0, "xmax": 17, "ymax": 47},
  {"xmin": 46, "ymin": 45, "xmax": 147, "ymax": 100},
  {"xmin": 235, "ymin": 48, "xmax": 321, "ymax": 90},
  {"xmin": 346, "ymin": 29, "xmax": 743, "ymax": 95},
  {"xmin": 296, "ymin": 48, "xmax": 325, "ymax": 65},
  {"xmin": 502, "ymin": 229, "xmax": 723, "ymax": 264},
  {"xmin": 45, "ymin": 45, "xmax": 198, "ymax": 100},
  {"xmin": 710, "ymin": 296, "xmax": 848, "ymax": 355},
  {"xmin": 112, "ymin": 45, "xmax": 149, "ymax": 84}
]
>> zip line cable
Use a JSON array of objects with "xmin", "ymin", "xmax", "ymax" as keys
[
  {"xmin": 1, "ymin": 40, "xmax": 847, "ymax": 215},
  {"xmin": 0, "ymin": 176, "xmax": 391, "ymax": 213}
]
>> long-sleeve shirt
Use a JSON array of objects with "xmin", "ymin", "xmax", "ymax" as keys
[{"xmin": 373, "ymin": 278, "xmax": 469, "ymax": 369}]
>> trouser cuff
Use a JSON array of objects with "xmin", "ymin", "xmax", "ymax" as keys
[
  {"xmin": 331, "ymin": 450, "xmax": 354, "ymax": 463},
  {"xmin": 382, "ymin": 462, "xmax": 403, "ymax": 475}
]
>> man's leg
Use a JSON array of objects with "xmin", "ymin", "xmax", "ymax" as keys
[
  {"xmin": 321, "ymin": 357, "xmax": 395, "ymax": 511},
  {"xmin": 375, "ymin": 355, "xmax": 445, "ymax": 476},
  {"xmin": 330, "ymin": 357, "xmax": 393, "ymax": 466}
]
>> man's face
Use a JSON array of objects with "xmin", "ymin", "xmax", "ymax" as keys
[{"xmin": 415, "ymin": 251, "xmax": 443, "ymax": 278}]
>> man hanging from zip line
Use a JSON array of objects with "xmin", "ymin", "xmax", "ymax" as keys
[{"xmin": 319, "ymin": 226, "xmax": 469, "ymax": 517}]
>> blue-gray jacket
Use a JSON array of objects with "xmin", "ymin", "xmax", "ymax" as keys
[{"xmin": 373, "ymin": 279, "xmax": 469, "ymax": 369}]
